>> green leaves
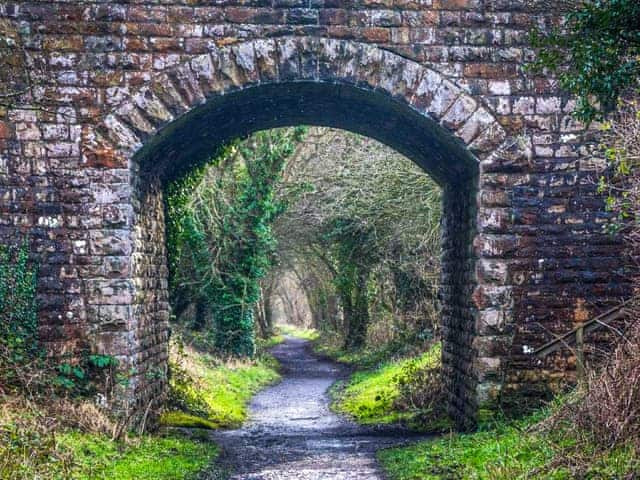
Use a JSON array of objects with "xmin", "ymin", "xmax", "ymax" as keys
[
  {"xmin": 55, "ymin": 353, "xmax": 120, "ymax": 394},
  {"xmin": 88, "ymin": 354, "xmax": 119, "ymax": 369},
  {"xmin": 0, "ymin": 240, "xmax": 40, "ymax": 387},
  {"xmin": 529, "ymin": 0, "xmax": 640, "ymax": 122},
  {"xmin": 165, "ymin": 128, "xmax": 306, "ymax": 357}
]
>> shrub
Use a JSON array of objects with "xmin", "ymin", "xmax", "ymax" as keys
[
  {"xmin": 529, "ymin": 0, "xmax": 640, "ymax": 123},
  {"xmin": 570, "ymin": 319, "xmax": 640, "ymax": 450},
  {"xmin": 54, "ymin": 353, "xmax": 123, "ymax": 401},
  {"xmin": 575, "ymin": 99, "xmax": 640, "ymax": 449}
]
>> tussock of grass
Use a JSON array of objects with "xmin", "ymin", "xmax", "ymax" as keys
[
  {"xmin": 331, "ymin": 343, "xmax": 449, "ymax": 431},
  {"xmin": 276, "ymin": 324, "xmax": 319, "ymax": 341},
  {"xmin": 162, "ymin": 341, "xmax": 280, "ymax": 429},
  {"xmin": 159, "ymin": 411, "xmax": 219, "ymax": 430}
]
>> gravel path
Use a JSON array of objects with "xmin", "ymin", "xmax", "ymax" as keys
[{"xmin": 202, "ymin": 337, "xmax": 430, "ymax": 479}]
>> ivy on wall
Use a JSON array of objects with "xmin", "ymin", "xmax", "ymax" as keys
[
  {"xmin": 0, "ymin": 241, "xmax": 39, "ymax": 384},
  {"xmin": 529, "ymin": 0, "xmax": 640, "ymax": 122}
]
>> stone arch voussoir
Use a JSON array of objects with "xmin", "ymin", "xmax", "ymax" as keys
[{"xmin": 92, "ymin": 37, "xmax": 509, "ymax": 169}]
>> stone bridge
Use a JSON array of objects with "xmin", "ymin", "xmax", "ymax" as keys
[{"xmin": 0, "ymin": 1, "xmax": 630, "ymax": 429}]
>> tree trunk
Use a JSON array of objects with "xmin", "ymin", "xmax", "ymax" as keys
[
  {"xmin": 345, "ymin": 269, "xmax": 370, "ymax": 350},
  {"xmin": 340, "ymin": 288, "xmax": 354, "ymax": 348},
  {"xmin": 193, "ymin": 299, "xmax": 208, "ymax": 331},
  {"xmin": 255, "ymin": 290, "xmax": 268, "ymax": 338},
  {"xmin": 263, "ymin": 285, "xmax": 275, "ymax": 336}
]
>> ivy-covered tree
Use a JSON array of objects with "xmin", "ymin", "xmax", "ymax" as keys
[
  {"xmin": 166, "ymin": 128, "xmax": 306, "ymax": 357},
  {"xmin": 530, "ymin": 0, "xmax": 640, "ymax": 122}
]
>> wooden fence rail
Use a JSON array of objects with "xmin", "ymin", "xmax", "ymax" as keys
[{"xmin": 533, "ymin": 300, "xmax": 632, "ymax": 382}]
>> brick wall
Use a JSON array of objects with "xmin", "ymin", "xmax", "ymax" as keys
[{"xmin": 0, "ymin": 1, "xmax": 630, "ymax": 427}]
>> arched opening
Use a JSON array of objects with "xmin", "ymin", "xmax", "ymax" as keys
[
  {"xmin": 134, "ymin": 82, "xmax": 478, "ymax": 186},
  {"xmin": 129, "ymin": 80, "xmax": 481, "ymax": 429}
]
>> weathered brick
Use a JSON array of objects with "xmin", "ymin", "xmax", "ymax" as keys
[{"xmin": 0, "ymin": 2, "xmax": 619, "ymax": 432}]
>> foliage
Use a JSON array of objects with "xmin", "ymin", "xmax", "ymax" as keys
[
  {"xmin": 314, "ymin": 327, "xmax": 433, "ymax": 369},
  {"xmin": 380, "ymin": 320, "xmax": 640, "ymax": 479},
  {"xmin": 588, "ymin": 103, "xmax": 640, "ymax": 452},
  {"xmin": 529, "ymin": 0, "xmax": 640, "ymax": 122},
  {"xmin": 166, "ymin": 128, "xmax": 307, "ymax": 356},
  {"xmin": 314, "ymin": 337, "xmax": 406, "ymax": 369},
  {"xmin": 324, "ymin": 218, "xmax": 376, "ymax": 349},
  {"xmin": 596, "ymin": 100, "xmax": 640, "ymax": 235},
  {"xmin": 393, "ymin": 343, "xmax": 446, "ymax": 424},
  {"xmin": 165, "ymin": 354, "xmax": 211, "ymax": 422},
  {"xmin": 256, "ymin": 333, "xmax": 285, "ymax": 349},
  {"xmin": 331, "ymin": 343, "xmax": 449, "ymax": 431},
  {"xmin": 275, "ymin": 128, "xmax": 442, "ymax": 350},
  {"xmin": 0, "ymin": 241, "xmax": 40, "ymax": 390},
  {"xmin": 161, "ymin": 335, "xmax": 280, "ymax": 429},
  {"xmin": 54, "ymin": 354, "xmax": 122, "ymax": 398},
  {"xmin": 556, "ymin": 319, "xmax": 640, "ymax": 452}
]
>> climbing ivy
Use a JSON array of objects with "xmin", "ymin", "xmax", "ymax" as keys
[
  {"xmin": 529, "ymin": 0, "xmax": 640, "ymax": 122},
  {"xmin": 0, "ymin": 241, "xmax": 40, "ymax": 387},
  {"xmin": 166, "ymin": 128, "xmax": 306, "ymax": 357}
]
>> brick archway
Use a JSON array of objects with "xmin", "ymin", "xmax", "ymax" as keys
[
  {"xmin": 87, "ymin": 37, "xmax": 512, "ymax": 428},
  {"xmin": 0, "ymin": 1, "xmax": 629, "ymax": 430}
]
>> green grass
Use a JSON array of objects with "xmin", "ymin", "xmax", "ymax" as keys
[
  {"xmin": 56, "ymin": 432, "xmax": 218, "ymax": 480},
  {"xmin": 315, "ymin": 341, "xmax": 398, "ymax": 368},
  {"xmin": 0, "ymin": 403, "xmax": 217, "ymax": 480},
  {"xmin": 378, "ymin": 409, "xmax": 640, "ymax": 479},
  {"xmin": 276, "ymin": 324, "xmax": 320, "ymax": 341},
  {"xmin": 257, "ymin": 334, "xmax": 285, "ymax": 349},
  {"xmin": 331, "ymin": 343, "xmax": 449, "ymax": 431},
  {"xmin": 161, "ymin": 343, "xmax": 281, "ymax": 429}
]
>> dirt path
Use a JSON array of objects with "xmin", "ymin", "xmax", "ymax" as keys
[{"xmin": 203, "ymin": 337, "xmax": 429, "ymax": 479}]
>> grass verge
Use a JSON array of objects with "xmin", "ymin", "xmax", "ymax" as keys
[
  {"xmin": 57, "ymin": 432, "xmax": 217, "ymax": 480},
  {"xmin": 161, "ymin": 338, "xmax": 281, "ymax": 429},
  {"xmin": 330, "ymin": 342, "xmax": 450, "ymax": 431},
  {"xmin": 315, "ymin": 339, "xmax": 404, "ymax": 369},
  {"xmin": 378, "ymin": 404, "xmax": 640, "ymax": 480},
  {"xmin": 0, "ymin": 397, "xmax": 218, "ymax": 480}
]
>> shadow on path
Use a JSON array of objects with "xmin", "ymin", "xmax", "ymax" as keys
[{"xmin": 200, "ymin": 337, "xmax": 433, "ymax": 479}]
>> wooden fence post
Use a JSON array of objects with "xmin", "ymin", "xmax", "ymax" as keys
[{"xmin": 576, "ymin": 324, "xmax": 585, "ymax": 384}]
